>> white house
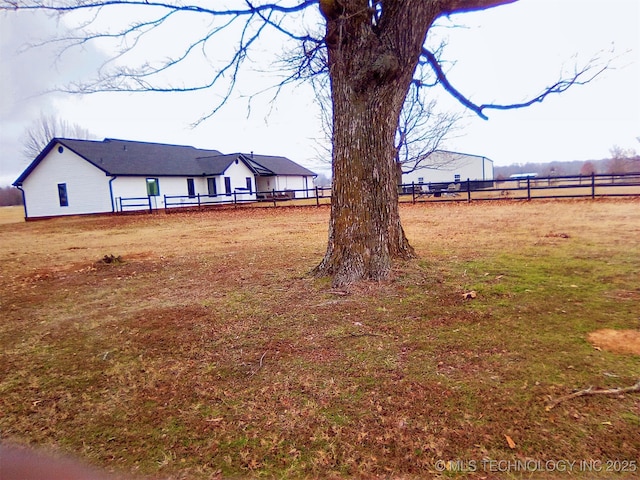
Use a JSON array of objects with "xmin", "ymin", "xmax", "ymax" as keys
[
  {"xmin": 13, "ymin": 138, "xmax": 317, "ymax": 219},
  {"xmin": 401, "ymin": 150, "xmax": 494, "ymax": 187},
  {"xmin": 242, "ymin": 154, "xmax": 317, "ymax": 198}
]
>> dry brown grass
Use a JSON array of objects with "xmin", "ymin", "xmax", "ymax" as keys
[
  {"xmin": 0, "ymin": 206, "xmax": 24, "ymax": 225},
  {"xmin": 1, "ymin": 199, "xmax": 639, "ymax": 479}
]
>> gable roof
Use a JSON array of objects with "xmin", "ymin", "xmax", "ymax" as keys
[
  {"xmin": 14, "ymin": 138, "xmax": 316, "ymax": 185},
  {"xmin": 240, "ymin": 153, "xmax": 317, "ymax": 177},
  {"xmin": 427, "ymin": 150, "xmax": 493, "ymax": 164}
]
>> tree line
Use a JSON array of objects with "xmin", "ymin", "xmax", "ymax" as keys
[
  {"xmin": 495, "ymin": 148, "xmax": 640, "ymax": 179},
  {"xmin": 0, "ymin": 187, "xmax": 23, "ymax": 206}
]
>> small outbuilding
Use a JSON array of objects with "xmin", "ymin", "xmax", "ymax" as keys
[
  {"xmin": 401, "ymin": 150, "xmax": 494, "ymax": 187},
  {"xmin": 13, "ymin": 138, "xmax": 317, "ymax": 219}
]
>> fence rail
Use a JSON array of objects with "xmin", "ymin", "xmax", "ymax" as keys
[
  {"xmin": 117, "ymin": 196, "xmax": 153, "ymax": 213},
  {"xmin": 399, "ymin": 173, "xmax": 640, "ymax": 204},
  {"xmin": 116, "ymin": 173, "xmax": 640, "ymax": 213}
]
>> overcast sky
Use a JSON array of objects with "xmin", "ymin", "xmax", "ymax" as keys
[{"xmin": 1, "ymin": 0, "xmax": 638, "ymax": 185}]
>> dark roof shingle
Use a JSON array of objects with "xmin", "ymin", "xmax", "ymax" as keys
[
  {"xmin": 241, "ymin": 154, "xmax": 317, "ymax": 177},
  {"xmin": 14, "ymin": 138, "xmax": 316, "ymax": 184}
]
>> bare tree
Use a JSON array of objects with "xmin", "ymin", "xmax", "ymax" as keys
[
  {"xmin": 607, "ymin": 145, "xmax": 639, "ymax": 174},
  {"xmin": 1, "ymin": 0, "xmax": 609, "ymax": 286},
  {"xmin": 0, "ymin": 186, "xmax": 23, "ymax": 206},
  {"xmin": 395, "ymin": 85, "xmax": 461, "ymax": 177},
  {"xmin": 580, "ymin": 160, "xmax": 596, "ymax": 176},
  {"xmin": 23, "ymin": 114, "xmax": 96, "ymax": 160}
]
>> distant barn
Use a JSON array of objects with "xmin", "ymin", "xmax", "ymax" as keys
[{"xmin": 401, "ymin": 150, "xmax": 494, "ymax": 187}]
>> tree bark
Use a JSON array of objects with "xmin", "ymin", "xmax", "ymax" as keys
[
  {"xmin": 313, "ymin": 80, "xmax": 416, "ymax": 286},
  {"xmin": 313, "ymin": 0, "xmax": 518, "ymax": 286},
  {"xmin": 313, "ymin": 1, "xmax": 438, "ymax": 286}
]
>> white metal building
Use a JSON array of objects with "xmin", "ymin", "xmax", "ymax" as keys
[{"xmin": 401, "ymin": 150, "xmax": 494, "ymax": 186}]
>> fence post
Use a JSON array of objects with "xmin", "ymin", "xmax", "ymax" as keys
[
  {"xmin": 149, "ymin": 196, "xmax": 154, "ymax": 213},
  {"xmin": 527, "ymin": 177, "xmax": 531, "ymax": 201},
  {"xmin": 233, "ymin": 191, "xmax": 237, "ymax": 207},
  {"xmin": 197, "ymin": 193, "xmax": 201, "ymax": 208},
  {"xmin": 467, "ymin": 178, "xmax": 471, "ymax": 203},
  {"xmin": 412, "ymin": 182, "xmax": 416, "ymax": 204},
  {"xmin": 272, "ymin": 189, "xmax": 276, "ymax": 207},
  {"xmin": 316, "ymin": 186, "xmax": 320, "ymax": 207},
  {"xmin": 591, "ymin": 173, "xmax": 596, "ymax": 199}
]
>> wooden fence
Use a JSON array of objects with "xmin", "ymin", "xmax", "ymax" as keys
[
  {"xmin": 115, "ymin": 172, "xmax": 640, "ymax": 213},
  {"xmin": 398, "ymin": 172, "xmax": 640, "ymax": 204},
  {"xmin": 116, "ymin": 186, "xmax": 332, "ymax": 213}
]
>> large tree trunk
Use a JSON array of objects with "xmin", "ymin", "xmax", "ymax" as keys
[
  {"xmin": 313, "ymin": 77, "xmax": 416, "ymax": 286},
  {"xmin": 313, "ymin": 1, "xmax": 438, "ymax": 286}
]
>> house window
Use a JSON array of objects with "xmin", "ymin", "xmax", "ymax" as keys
[
  {"xmin": 417, "ymin": 177, "xmax": 424, "ymax": 184},
  {"xmin": 245, "ymin": 177, "xmax": 252, "ymax": 194},
  {"xmin": 224, "ymin": 177, "xmax": 232, "ymax": 196},
  {"xmin": 207, "ymin": 177, "xmax": 217, "ymax": 196},
  {"xmin": 146, "ymin": 178, "xmax": 159, "ymax": 196},
  {"xmin": 187, "ymin": 178, "xmax": 195, "ymax": 198},
  {"xmin": 57, "ymin": 183, "xmax": 68, "ymax": 207},
  {"xmin": 454, "ymin": 174, "xmax": 461, "ymax": 182}
]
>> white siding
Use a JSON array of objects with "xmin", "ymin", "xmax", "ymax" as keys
[
  {"xmin": 222, "ymin": 159, "xmax": 257, "ymax": 201},
  {"xmin": 111, "ymin": 176, "xmax": 165, "ymax": 211},
  {"xmin": 256, "ymin": 175, "xmax": 313, "ymax": 198},
  {"xmin": 256, "ymin": 176, "xmax": 274, "ymax": 194},
  {"xmin": 112, "ymin": 158, "xmax": 257, "ymax": 211},
  {"xmin": 22, "ymin": 144, "xmax": 112, "ymax": 218},
  {"xmin": 20, "ymin": 147, "xmax": 272, "ymax": 216},
  {"xmin": 402, "ymin": 152, "xmax": 494, "ymax": 185}
]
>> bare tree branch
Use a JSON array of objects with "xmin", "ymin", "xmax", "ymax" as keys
[
  {"xmin": 3, "ymin": 0, "xmax": 321, "ymax": 124},
  {"xmin": 545, "ymin": 380, "xmax": 640, "ymax": 411},
  {"xmin": 395, "ymin": 88, "xmax": 462, "ymax": 174},
  {"xmin": 3, "ymin": 0, "xmax": 613, "ymax": 132},
  {"xmin": 440, "ymin": 0, "xmax": 518, "ymax": 15},
  {"xmin": 1, "ymin": 0, "xmax": 317, "ymax": 16},
  {"xmin": 422, "ymin": 47, "xmax": 610, "ymax": 120}
]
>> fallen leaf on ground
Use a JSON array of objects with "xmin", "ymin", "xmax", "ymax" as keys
[{"xmin": 504, "ymin": 434, "xmax": 516, "ymax": 449}]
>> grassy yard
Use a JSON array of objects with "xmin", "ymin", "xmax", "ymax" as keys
[{"xmin": 1, "ymin": 200, "xmax": 639, "ymax": 479}]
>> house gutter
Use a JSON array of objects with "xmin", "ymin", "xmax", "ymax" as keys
[
  {"xmin": 16, "ymin": 185, "xmax": 28, "ymax": 220},
  {"xmin": 108, "ymin": 175, "xmax": 117, "ymax": 212}
]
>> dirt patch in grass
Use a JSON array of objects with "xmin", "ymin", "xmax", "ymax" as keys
[{"xmin": 587, "ymin": 329, "xmax": 640, "ymax": 355}]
